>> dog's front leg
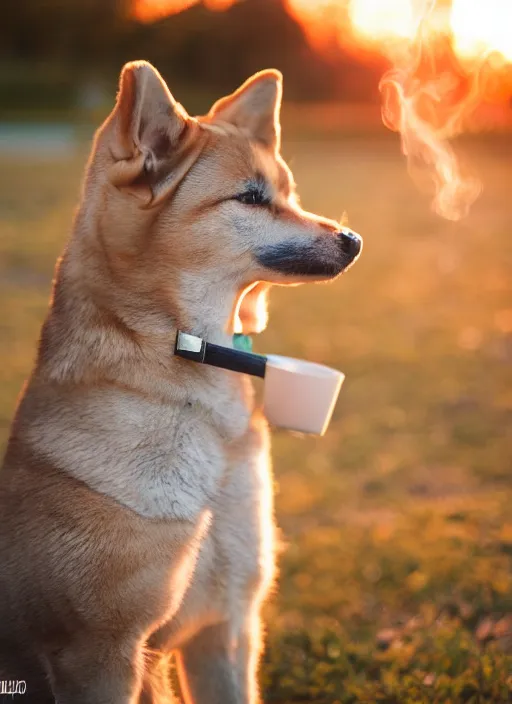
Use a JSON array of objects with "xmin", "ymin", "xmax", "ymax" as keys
[
  {"xmin": 176, "ymin": 620, "xmax": 261, "ymax": 704},
  {"xmin": 233, "ymin": 613, "xmax": 264, "ymax": 704}
]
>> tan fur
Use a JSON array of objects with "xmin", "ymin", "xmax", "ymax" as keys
[{"xmin": 0, "ymin": 61, "xmax": 361, "ymax": 704}]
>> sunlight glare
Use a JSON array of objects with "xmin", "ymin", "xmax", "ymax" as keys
[
  {"xmin": 131, "ymin": 0, "xmax": 511, "ymax": 220},
  {"xmin": 350, "ymin": 0, "xmax": 416, "ymax": 41},
  {"xmin": 451, "ymin": 0, "xmax": 512, "ymax": 63},
  {"xmin": 285, "ymin": 0, "xmax": 348, "ymax": 50}
]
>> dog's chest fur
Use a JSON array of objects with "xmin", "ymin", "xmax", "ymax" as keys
[
  {"xmin": 26, "ymin": 371, "xmax": 257, "ymax": 522},
  {"xmin": 22, "ymin": 367, "xmax": 274, "ymax": 639}
]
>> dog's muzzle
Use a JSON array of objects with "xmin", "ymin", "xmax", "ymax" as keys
[{"xmin": 255, "ymin": 225, "xmax": 363, "ymax": 278}]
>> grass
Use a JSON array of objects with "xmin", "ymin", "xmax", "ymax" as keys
[{"xmin": 1, "ymin": 129, "xmax": 511, "ymax": 702}]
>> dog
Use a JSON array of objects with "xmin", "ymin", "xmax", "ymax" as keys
[{"xmin": 0, "ymin": 61, "xmax": 362, "ymax": 704}]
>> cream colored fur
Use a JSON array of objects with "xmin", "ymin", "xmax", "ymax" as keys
[{"xmin": 0, "ymin": 61, "xmax": 360, "ymax": 704}]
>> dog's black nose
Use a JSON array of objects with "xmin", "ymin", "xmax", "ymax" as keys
[{"xmin": 336, "ymin": 228, "xmax": 362, "ymax": 259}]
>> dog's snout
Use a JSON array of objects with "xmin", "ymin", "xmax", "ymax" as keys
[{"xmin": 336, "ymin": 228, "xmax": 362, "ymax": 259}]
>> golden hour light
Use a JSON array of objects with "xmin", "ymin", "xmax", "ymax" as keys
[
  {"xmin": 349, "ymin": 0, "xmax": 417, "ymax": 42},
  {"xmin": 451, "ymin": 0, "xmax": 512, "ymax": 63},
  {"xmin": 127, "ymin": 0, "xmax": 512, "ymax": 222},
  {"xmin": 135, "ymin": 0, "xmax": 195, "ymax": 22},
  {"xmin": 133, "ymin": 0, "xmax": 512, "ymax": 68},
  {"xmin": 134, "ymin": 0, "xmax": 234, "ymax": 23},
  {"xmin": 284, "ymin": 0, "xmax": 348, "ymax": 50},
  {"xmin": 4, "ymin": 0, "xmax": 512, "ymax": 696}
]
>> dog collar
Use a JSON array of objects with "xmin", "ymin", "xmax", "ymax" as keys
[{"xmin": 174, "ymin": 331, "xmax": 267, "ymax": 378}]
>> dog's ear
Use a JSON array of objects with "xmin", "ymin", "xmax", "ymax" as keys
[
  {"xmin": 107, "ymin": 61, "xmax": 200, "ymax": 207},
  {"xmin": 235, "ymin": 283, "xmax": 271, "ymax": 335},
  {"xmin": 209, "ymin": 70, "xmax": 283, "ymax": 150}
]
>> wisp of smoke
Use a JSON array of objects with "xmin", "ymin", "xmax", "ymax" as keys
[{"xmin": 378, "ymin": 0, "xmax": 483, "ymax": 221}]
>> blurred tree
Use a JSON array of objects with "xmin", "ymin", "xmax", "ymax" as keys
[
  {"xmin": 0, "ymin": 0, "xmax": 132, "ymax": 64},
  {"xmin": 122, "ymin": 0, "xmax": 381, "ymax": 103},
  {"xmin": 0, "ymin": 0, "xmax": 381, "ymax": 108}
]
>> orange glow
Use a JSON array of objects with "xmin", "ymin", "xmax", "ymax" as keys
[
  {"xmin": 135, "ymin": 0, "xmax": 194, "ymax": 22},
  {"xmin": 132, "ymin": 0, "xmax": 512, "ymax": 220},
  {"xmin": 350, "ymin": 0, "xmax": 417, "ymax": 42},
  {"xmin": 451, "ymin": 0, "xmax": 512, "ymax": 63},
  {"xmin": 343, "ymin": 0, "xmax": 512, "ymax": 219},
  {"xmin": 347, "ymin": 0, "xmax": 512, "ymax": 66},
  {"xmin": 134, "ymin": 0, "xmax": 233, "ymax": 23},
  {"xmin": 133, "ymin": 0, "xmax": 512, "ymax": 66},
  {"xmin": 284, "ymin": 0, "xmax": 348, "ymax": 50}
]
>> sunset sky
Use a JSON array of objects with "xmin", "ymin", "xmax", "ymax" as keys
[
  {"xmin": 130, "ymin": 0, "xmax": 511, "ymax": 223},
  {"xmin": 133, "ymin": 0, "xmax": 512, "ymax": 66}
]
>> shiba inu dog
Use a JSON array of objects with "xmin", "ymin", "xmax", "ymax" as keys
[{"xmin": 0, "ymin": 61, "xmax": 361, "ymax": 704}]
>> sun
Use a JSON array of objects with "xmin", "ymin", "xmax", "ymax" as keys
[
  {"xmin": 132, "ymin": 0, "xmax": 512, "ymax": 66},
  {"xmin": 451, "ymin": 0, "xmax": 512, "ymax": 63},
  {"xmin": 350, "ymin": 0, "xmax": 417, "ymax": 42}
]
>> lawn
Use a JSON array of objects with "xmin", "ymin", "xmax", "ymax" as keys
[{"xmin": 1, "ymin": 128, "xmax": 511, "ymax": 703}]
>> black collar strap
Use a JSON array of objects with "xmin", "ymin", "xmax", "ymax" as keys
[{"xmin": 174, "ymin": 331, "xmax": 267, "ymax": 379}]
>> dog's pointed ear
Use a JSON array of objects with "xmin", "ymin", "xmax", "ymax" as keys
[
  {"xmin": 235, "ymin": 283, "xmax": 271, "ymax": 335},
  {"xmin": 107, "ymin": 61, "xmax": 199, "ymax": 207},
  {"xmin": 209, "ymin": 70, "xmax": 283, "ymax": 150}
]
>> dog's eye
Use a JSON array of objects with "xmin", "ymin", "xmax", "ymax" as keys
[{"xmin": 235, "ymin": 189, "xmax": 270, "ymax": 207}]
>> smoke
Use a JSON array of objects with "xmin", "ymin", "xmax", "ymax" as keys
[{"xmin": 378, "ymin": 0, "xmax": 483, "ymax": 221}]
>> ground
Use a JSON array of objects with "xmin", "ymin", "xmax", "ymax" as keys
[{"xmin": 0, "ymin": 129, "xmax": 511, "ymax": 703}]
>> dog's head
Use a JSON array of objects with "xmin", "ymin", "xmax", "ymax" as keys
[{"xmin": 84, "ymin": 61, "xmax": 362, "ymax": 336}]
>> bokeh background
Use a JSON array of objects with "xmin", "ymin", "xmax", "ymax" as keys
[{"xmin": 1, "ymin": 1, "xmax": 512, "ymax": 701}]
